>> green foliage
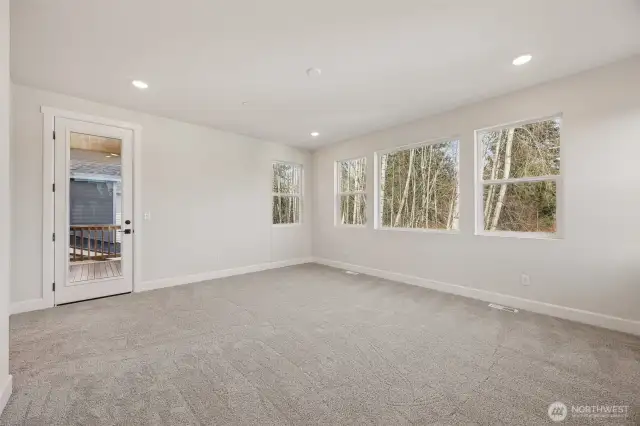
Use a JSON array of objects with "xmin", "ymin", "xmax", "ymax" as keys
[{"xmin": 483, "ymin": 182, "xmax": 556, "ymax": 232}]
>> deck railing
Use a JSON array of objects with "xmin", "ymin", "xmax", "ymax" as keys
[{"xmin": 70, "ymin": 225, "xmax": 121, "ymax": 262}]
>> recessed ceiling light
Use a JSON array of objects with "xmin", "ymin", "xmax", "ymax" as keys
[
  {"xmin": 310, "ymin": 132, "xmax": 320, "ymax": 137},
  {"xmin": 132, "ymin": 80, "xmax": 149, "ymax": 89},
  {"xmin": 306, "ymin": 68, "xmax": 322, "ymax": 78},
  {"xmin": 512, "ymin": 54, "xmax": 532, "ymax": 66},
  {"xmin": 241, "ymin": 101, "xmax": 249, "ymax": 106}
]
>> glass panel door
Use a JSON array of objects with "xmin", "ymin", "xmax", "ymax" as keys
[{"xmin": 54, "ymin": 118, "xmax": 134, "ymax": 304}]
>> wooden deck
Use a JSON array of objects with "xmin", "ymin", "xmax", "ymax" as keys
[{"xmin": 69, "ymin": 260, "xmax": 122, "ymax": 283}]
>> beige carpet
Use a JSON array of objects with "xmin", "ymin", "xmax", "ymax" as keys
[{"xmin": 2, "ymin": 264, "xmax": 639, "ymax": 425}]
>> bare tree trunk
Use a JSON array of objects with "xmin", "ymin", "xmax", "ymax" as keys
[
  {"xmin": 276, "ymin": 170, "xmax": 282, "ymax": 223},
  {"xmin": 447, "ymin": 185, "xmax": 454, "ymax": 229},
  {"xmin": 352, "ymin": 162, "xmax": 359, "ymax": 224},
  {"xmin": 424, "ymin": 147, "xmax": 433, "ymax": 227},
  {"xmin": 393, "ymin": 149, "xmax": 415, "ymax": 226},
  {"xmin": 380, "ymin": 157, "xmax": 387, "ymax": 225},
  {"xmin": 451, "ymin": 186, "xmax": 460, "ymax": 230},
  {"xmin": 341, "ymin": 196, "xmax": 346, "ymax": 224},
  {"xmin": 390, "ymin": 158, "xmax": 395, "ymax": 224},
  {"xmin": 433, "ymin": 185, "xmax": 438, "ymax": 226},
  {"xmin": 420, "ymin": 148, "xmax": 427, "ymax": 226},
  {"xmin": 446, "ymin": 179, "xmax": 459, "ymax": 230},
  {"xmin": 490, "ymin": 129, "xmax": 514, "ymax": 231},
  {"xmin": 410, "ymin": 166, "xmax": 417, "ymax": 226},
  {"xmin": 484, "ymin": 130, "xmax": 504, "ymax": 228},
  {"xmin": 428, "ymin": 155, "xmax": 445, "ymax": 226}
]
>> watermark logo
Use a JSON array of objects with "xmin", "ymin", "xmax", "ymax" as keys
[
  {"xmin": 547, "ymin": 401, "xmax": 630, "ymax": 422},
  {"xmin": 548, "ymin": 402, "xmax": 568, "ymax": 422}
]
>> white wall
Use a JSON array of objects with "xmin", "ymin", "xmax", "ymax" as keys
[
  {"xmin": 0, "ymin": 0, "xmax": 11, "ymax": 414},
  {"xmin": 11, "ymin": 84, "xmax": 312, "ymax": 305},
  {"xmin": 313, "ymin": 56, "xmax": 640, "ymax": 329}
]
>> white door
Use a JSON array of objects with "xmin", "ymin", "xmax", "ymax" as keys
[{"xmin": 54, "ymin": 117, "xmax": 134, "ymax": 304}]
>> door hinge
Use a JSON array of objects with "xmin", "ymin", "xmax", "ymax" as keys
[
  {"xmin": 52, "ymin": 282, "xmax": 55, "ymax": 292},
  {"xmin": 52, "ymin": 233, "xmax": 55, "ymax": 242},
  {"xmin": 53, "ymin": 130, "xmax": 56, "ymax": 140},
  {"xmin": 52, "ymin": 183, "xmax": 55, "ymax": 192}
]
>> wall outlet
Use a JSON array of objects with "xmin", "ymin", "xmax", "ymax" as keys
[
  {"xmin": 144, "ymin": 212, "xmax": 151, "ymax": 220},
  {"xmin": 521, "ymin": 274, "xmax": 530, "ymax": 286}
]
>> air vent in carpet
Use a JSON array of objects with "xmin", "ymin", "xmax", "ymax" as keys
[{"xmin": 488, "ymin": 303, "xmax": 518, "ymax": 313}]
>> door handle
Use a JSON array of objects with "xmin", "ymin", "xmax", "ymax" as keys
[{"xmin": 124, "ymin": 229, "xmax": 132, "ymax": 234}]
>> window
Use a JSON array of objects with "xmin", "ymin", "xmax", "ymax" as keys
[
  {"xmin": 477, "ymin": 116, "xmax": 561, "ymax": 236},
  {"xmin": 377, "ymin": 139, "xmax": 459, "ymax": 230},
  {"xmin": 337, "ymin": 157, "xmax": 366, "ymax": 225},
  {"xmin": 272, "ymin": 162, "xmax": 302, "ymax": 224}
]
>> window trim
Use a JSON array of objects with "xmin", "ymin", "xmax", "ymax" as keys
[
  {"xmin": 335, "ymin": 156, "xmax": 367, "ymax": 228},
  {"xmin": 272, "ymin": 160, "xmax": 303, "ymax": 227},
  {"xmin": 474, "ymin": 114, "xmax": 563, "ymax": 239},
  {"xmin": 374, "ymin": 135, "xmax": 461, "ymax": 233}
]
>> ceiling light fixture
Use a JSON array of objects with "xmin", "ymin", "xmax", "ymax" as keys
[
  {"xmin": 306, "ymin": 68, "xmax": 322, "ymax": 78},
  {"xmin": 512, "ymin": 54, "xmax": 532, "ymax": 66},
  {"xmin": 310, "ymin": 132, "xmax": 320, "ymax": 137},
  {"xmin": 132, "ymin": 80, "xmax": 149, "ymax": 89}
]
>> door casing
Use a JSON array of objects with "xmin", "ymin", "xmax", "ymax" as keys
[{"xmin": 41, "ymin": 106, "xmax": 143, "ymax": 308}]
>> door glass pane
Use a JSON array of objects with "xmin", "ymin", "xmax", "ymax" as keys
[{"xmin": 68, "ymin": 132, "xmax": 123, "ymax": 284}]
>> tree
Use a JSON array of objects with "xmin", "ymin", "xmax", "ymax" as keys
[
  {"xmin": 489, "ymin": 128, "xmax": 514, "ymax": 230},
  {"xmin": 480, "ymin": 119, "xmax": 559, "ymax": 232},
  {"xmin": 380, "ymin": 141, "xmax": 459, "ymax": 230}
]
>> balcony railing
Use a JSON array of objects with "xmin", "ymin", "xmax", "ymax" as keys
[{"xmin": 70, "ymin": 225, "xmax": 121, "ymax": 262}]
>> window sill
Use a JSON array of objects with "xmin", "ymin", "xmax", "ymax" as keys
[
  {"xmin": 375, "ymin": 226, "xmax": 459, "ymax": 235},
  {"xmin": 335, "ymin": 224, "xmax": 367, "ymax": 229},
  {"xmin": 475, "ymin": 230, "xmax": 559, "ymax": 240},
  {"xmin": 272, "ymin": 223, "xmax": 302, "ymax": 228}
]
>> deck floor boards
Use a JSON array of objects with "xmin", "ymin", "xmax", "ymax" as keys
[{"xmin": 69, "ymin": 260, "xmax": 122, "ymax": 283}]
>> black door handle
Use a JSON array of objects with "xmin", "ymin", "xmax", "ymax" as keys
[{"xmin": 124, "ymin": 229, "xmax": 132, "ymax": 234}]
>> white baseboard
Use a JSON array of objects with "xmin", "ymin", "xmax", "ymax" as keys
[
  {"xmin": 138, "ymin": 257, "xmax": 314, "ymax": 292},
  {"xmin": 0, "ymin": 375, "xmax": 12, "ymax": 415},
  {"xmin": 10, "ymin": 298, "xmax": 52, "ymax": 315},
  {"xmin": 313, "ymin": 257, "xmax": 640, "ymax": 336}
]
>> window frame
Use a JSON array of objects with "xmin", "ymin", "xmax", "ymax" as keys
[
  {"xmin": 271, "ymin": 160, "xmax": 303, "ymax": 227},
  {"xmin": 374, "ymin": 136, "xmax": 461, "ymax": 234},
  {"xmin": 335, "ymin": 156, "xmax": 367, "ymax": 228},
  {"xmin": 474, "ymin": 114, "xmax": 563, "ymax": 239}
]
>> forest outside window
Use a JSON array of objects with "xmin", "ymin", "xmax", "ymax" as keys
[
  {"xmin": 477, "ymin": 116, "xmax": 561, "ymax": 236},
  {"xmin": 337, "ymin": 157, "xmax": 366, "ymax": 225},
  {"xmin": 272, "ymin": 162, "xmax": 302, "ymax": 225},
  {"xmin": 377, "ymin": 139, "xmax": 460, "ymax": 231}
]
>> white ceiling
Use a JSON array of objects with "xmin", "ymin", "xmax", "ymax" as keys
[{"xmin": 11, "ymin": 0, "xmax": 640, "ymax": 149}]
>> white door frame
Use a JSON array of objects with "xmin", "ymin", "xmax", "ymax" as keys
[{"xmin": 41, "ymin": 106, "xmax": 143, "ymax": 308}]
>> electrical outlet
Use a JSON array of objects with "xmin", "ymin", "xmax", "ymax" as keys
[
  {"xmin": 144, "ymin": 212, "xmax": 151, "ymax": 220},
  {"xmin": 521, "ymin": 274, "xmax": 530, "ymax": 286}
]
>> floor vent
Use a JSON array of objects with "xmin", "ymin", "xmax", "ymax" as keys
[
  {"xmin": 488, "ymin": 303, "xmax": 519, "ymax": 313},
  {"xmin": 345, "ymin": 270, "xmax": 360, "ymax": 275}
]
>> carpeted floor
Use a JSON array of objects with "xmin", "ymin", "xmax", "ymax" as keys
[{"xmin": 2, "ymin": 264, "xmax": 639, "ymax": 425}]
